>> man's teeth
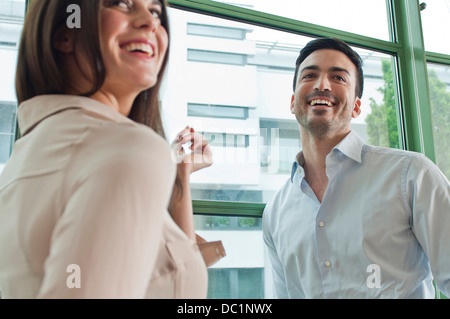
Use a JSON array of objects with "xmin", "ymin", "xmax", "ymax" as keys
[
  {"xmin": 122, "ymin": 43, "xmax": 154, "ymax": 56},
  {"xmin": 310, "ymin": 99, "xmax": 333, "ymax": 107}
]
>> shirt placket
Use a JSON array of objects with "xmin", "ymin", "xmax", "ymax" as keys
[{"xmin": 315, "ymin": 150, "xmax": 340, "ymax": 297}]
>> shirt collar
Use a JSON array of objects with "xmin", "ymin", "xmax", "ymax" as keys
[
  {"xmin": 18, "ymin": 94, "xmax": 134, "ymax": 136},
  {"xmin": 290, "ymin": 151, "xmax": 305, "ymax": 183},
  {"xmin": 290, "ymin": 131, "xmax": 364, "ymax": 183},
  {"xmin": 333, "ymin": 130, "xmax": 364, "ymax": 164}
]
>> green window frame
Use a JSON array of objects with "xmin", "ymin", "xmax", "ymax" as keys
[
  {"xmin": 14, "ymin": 1, "xmax": 448, "ymax": 216},
  {"xmin": 12, "ymin": 0, "xmax": 447, "ymax": 299},
  {"xmin": 168, "ymin": 0, "xmax": 449, "ymax": 299},
  {"xmin": 15, "ymin": 1, "xmax": 447, "ymax": 221},
  {"xmin": 167, "ymin": 0, "xmax": 447, "ymax": 221}
]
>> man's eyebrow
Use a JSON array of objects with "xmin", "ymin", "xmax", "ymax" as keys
[
  {"xmin": 329, "ymin": 66, "xmax": 351, "ymax": 75},
  {"xmin": 300, "ymin": 65, "xmax": 351, "ymax": 75},
  {"xmin": 300, "ymin": 65, "xmax": 320, "ymax": 73}
]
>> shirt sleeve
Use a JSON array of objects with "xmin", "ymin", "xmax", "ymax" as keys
[
  {"xmin": 407, "ymin": 154, "xmax": 450, "ymax": 297},
  {"xmin": 262, "ymin": 203, "xmax": 289, "ymax": 299},
  {"xmin": 37, "ymin": 138, "xmax": 176, "ymax": 298}
]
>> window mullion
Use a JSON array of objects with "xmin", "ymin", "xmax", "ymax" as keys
[
  {"xmin": 391, "ymin": 0, "xmax": 435, "ymax": 159},
  {"xmin": 425, "ymin": 51, "xmax": 450, "ymax": 65},
  {"xmin": 193, "ymin": 200, "xmax": 265, "ymax": 218}
]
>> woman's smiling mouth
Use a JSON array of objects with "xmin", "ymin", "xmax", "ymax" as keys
[{"xmin": 120, "ymin": 39, "xmax": 155, "ymax": 58}]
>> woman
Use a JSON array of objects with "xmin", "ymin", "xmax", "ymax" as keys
[{"xmin": 0, "ymin": 0, "xmax": 223, "ymax": 298}]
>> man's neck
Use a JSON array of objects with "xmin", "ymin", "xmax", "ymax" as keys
[{"xmin": 299, "ymin": 127, "xmax": 350, "ymax": 202}]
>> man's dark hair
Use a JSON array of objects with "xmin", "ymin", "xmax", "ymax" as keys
[{"xmin": 293, "ymin": 37, "xmax": 364, "ymax": 98}]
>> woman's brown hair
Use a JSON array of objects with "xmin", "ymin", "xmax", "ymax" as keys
[
  {"xmin": 17, "ymin": 0, "xmax": 184, "ymax": 196},
  {"xmin": 16, "ymin": 0, "xmax": 170, "ymax": 137}
]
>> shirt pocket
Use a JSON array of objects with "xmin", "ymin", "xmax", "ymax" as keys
[{"xmin": 165, "ymin": 240, "xmax": 208, "ymax": 299}]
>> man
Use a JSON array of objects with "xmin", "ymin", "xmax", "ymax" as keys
[{"xmin": 262, "ymin": 37, "xmax": 450, "ymax": 298}]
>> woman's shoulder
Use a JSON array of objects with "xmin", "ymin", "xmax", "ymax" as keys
[
  {"xmin": 62, "ymin": 112, "xmax": 175, "ymax": 184},
  {"xmin": 88, "ymin": 122, "xmax": 174, "ymax": 170}
]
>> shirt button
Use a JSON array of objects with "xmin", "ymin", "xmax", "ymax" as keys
[
  {"xmin": 318, "ymin": 221, "xmax": 325, "ymax": 227},
  {"xmin": 325, "ymin": 261, "xmax": 332, "ymax": 268}
]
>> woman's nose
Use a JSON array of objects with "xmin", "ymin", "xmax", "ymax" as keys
[{"xmin": 133, "ymin": 8, "xmax": 159, "ymax": 31}]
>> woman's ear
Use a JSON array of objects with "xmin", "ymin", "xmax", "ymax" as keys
[{"xmin": 53, "ymin": 26, "xmax": 75, "ymax": 53}]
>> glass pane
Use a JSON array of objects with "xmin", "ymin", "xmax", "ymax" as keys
[
  {"xmin": 421, "ymin": 0, "xmax": 450, "ymax": 54},
  {"xmin": 162, "ymin": 8, "xmax": 401, "ymax": 204},
  {"xmin": 0, "ymin": 0, "xmax": 25, "ymax": 174},
  {"xmin": 210, "ymin": 0, "xmax": 391, "ymax": 41},
  {"xmin": 427, "ymin": 63, "xmax": 450, "ymax": 180},
  {"xmin": 194, "ymin": 215, "xmax": 270, "ymax": 298}
]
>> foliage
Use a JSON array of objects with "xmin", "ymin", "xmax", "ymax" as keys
[
  {"xmin": 427, "ymin": 69, "xmax": 450, "ymax": 179},
  {"xmin": 365, "ymin": 61, "xmax": 450, "ymax": 179},
  {"xmin": 365, "ymin": 59, "xmax": 399, "ymax": 149}
]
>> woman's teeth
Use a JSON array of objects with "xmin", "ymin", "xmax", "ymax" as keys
[{"xmin": 122, "ymin": 43, "xmax": 154, "ymax": 56}]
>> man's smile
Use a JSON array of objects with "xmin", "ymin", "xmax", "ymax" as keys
[{"xmin": 309, "ymin": 99, "xmax": 334, "ymax": 107}]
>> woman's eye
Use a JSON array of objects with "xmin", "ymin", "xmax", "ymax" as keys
[
  {"xmin": 108, "ymin": 0, "xmax": 132, "ymax": 9},
  {"xmin": 150, "ymin": 8, "xmax": 161, "ymax": 19}
]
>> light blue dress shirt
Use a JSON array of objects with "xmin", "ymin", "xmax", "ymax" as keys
[{"xmin": 263, "ymin": 131, "xmax": 450, "ymax": 298}]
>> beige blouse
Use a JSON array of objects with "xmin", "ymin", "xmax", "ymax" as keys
[{"xmin": 0, "ymin": 95, "xmax": 222, "ymax": 298}]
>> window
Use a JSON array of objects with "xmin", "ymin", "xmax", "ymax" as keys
[
  {"xmin": 427, "ymin": 63, "xmax": 450, "ymax": 180},
  {"xmin": 167, "ymin": 0, "xmax": 449, "ymax": 299},
  {"xmin": 207, "ymin": 268, "xmax": 265, "ymax": 299},
  {"xmin": 260, "ymin": 119, "xmax": 300, "ymax": 174},
  {"xmin": 421, "ymin": 0, "xmax": 450, "ymax": 55},
  {"xmin": 1, "ymin": 0, "xmax": 448, "ymax": 300},
  {"xmin": 187, "ymin": 49, "xmax": 248, "ymax": 65},
  {"xmin": 164, "ymin": 7, "xmax": 401, "ymax": 206},
  {"xmin": 0, "ymin": 101, "xmax": 17, "ymax": 163},
  {"xmin": 188, "ymin": 103, "xmax": 250, "ymax": 119},
  {"xmin": 210, "ymin": 0, "xmax": 392, "ymax": 41},
  {"xmin": 187, "ymin": 23, "xmax": 247, "ymax": 40},
  {"xmin": 200, "ymin": 132, "xmax": 250, "ymax": 148},
  {"xmin": 195, "ymin": 215, "xmax": 267, "ymax": 298},
  {"xmin": 163, "ymin": 4, "xmax": 406, "ymax": 299},
  {"xmin": 0, "ymin": 0, "xmax": 25, "ymax": 173}
]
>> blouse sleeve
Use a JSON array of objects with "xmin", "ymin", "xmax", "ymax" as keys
[{"xmin": 37, "ymin": 133, "xmax": 176, "ymax": 298}]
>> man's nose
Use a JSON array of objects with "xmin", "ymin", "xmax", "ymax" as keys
[{"xmin": 314, "ymin": 75, "xmax": 331, "ymax": 91}]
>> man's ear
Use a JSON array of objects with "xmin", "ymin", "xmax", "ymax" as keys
[
  {"xmin": 53, "ymin": 26, "xmax": 75, "ymax": 53},
  {"xmin": 352, "ymin": 97, "xmax": 362, "ymax": 118},
  {"xmin": 290, "ymin": 94, "xmax": 295, "ymax": 114}
]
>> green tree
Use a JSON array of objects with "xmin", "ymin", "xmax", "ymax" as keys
[
  {"xmin": 365, "ymin": 61, "xmax": 450, "ymax": 179},
  {"xmin": 428, "ymin": 69, "xmax": 450, "ymax": 179},
  {"xmin": 365, "ymin": 59, "xmax": 399, "ymax": 149}
]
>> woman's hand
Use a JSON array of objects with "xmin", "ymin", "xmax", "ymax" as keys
[
  {"xmin": 168, "ymin": 126, "xmax": 212, "ymax": 241},
  {"xmin": 171, "ymin": 126, "xmax": 213, "ymax": 176}
]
